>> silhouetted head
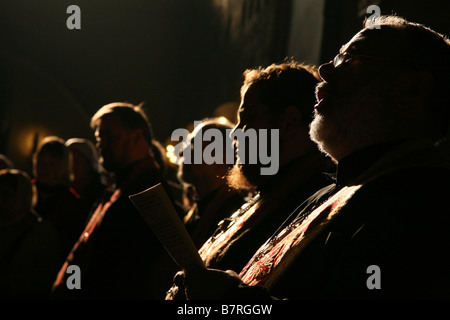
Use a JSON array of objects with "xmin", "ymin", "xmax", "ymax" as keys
[
  {"xmin": 178, "ymin": 117, "xmax": 235, "ymax": 198},
  {"xmin": 310, "ymin": 15, "xmax": 450, "ymax": 161},
  {"xmin": 91, "ymin": 102, "xmax": 155, "ymax": 173},
  {"xmin": 33, "ymin": 136, "xmax": 72, "ymax": 187},
  {"xmin": 228, "ymin": 61, "xmax": 320, "ymax": 191}
]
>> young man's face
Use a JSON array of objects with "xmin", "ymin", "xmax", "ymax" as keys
[{"xmin": 95, "ymin": 115, "xmax": 135, "ymax": 173}]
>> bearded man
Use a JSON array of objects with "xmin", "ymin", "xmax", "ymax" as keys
[
  {"xmin": 166, "ymin": 61, "xmax": 334, "ymax": 299},
  {"xmin": 177, "ymin": 15, "xmax": 450, "ymax": 300}
]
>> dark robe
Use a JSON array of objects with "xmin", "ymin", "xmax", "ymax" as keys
[
  {"xmin": 237, "ymin": 139, "xmax": 450, "ymax": 299},
  {"xmin": 184, "ymin": 184, "xmax": 246, "ymax": 249},
  {"xmin": 198, "ymin": 151, "xmax": 333, "ymax": 273}
]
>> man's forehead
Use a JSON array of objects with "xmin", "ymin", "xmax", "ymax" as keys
[
  {"xmin": 340, "ymin": 28, "xmax": 398, "ymax": 56},
  {"xmin": 239, "ymin": 83, "xmax": 262, "ymax": 108},
  {"xmin": 97, "ymin": 114, "xmax": 121, "ymax": 127},
  {"xmin": 95, "ymin": 115, "xmax": 125, "ymax": 134},
  {"xmin": 339, "ymin": 31, "xmax": 368, "ymax": 53},
  {"xmin": 188, "ymin": 123, "xmax": 205, "ymax": 140}
]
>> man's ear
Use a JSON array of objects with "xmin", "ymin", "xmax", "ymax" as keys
[
  {"xmin": 278, "ymin": 105, "xmax": 303, "ymax": 137},
  {"xmin": 395, "ymin": 70, "xmax": 434, "ymax": 108}
]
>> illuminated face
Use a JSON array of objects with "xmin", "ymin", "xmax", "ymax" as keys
[{"xmin": 310, "ymin": 30, "xmax": 399, "ymax": 161}]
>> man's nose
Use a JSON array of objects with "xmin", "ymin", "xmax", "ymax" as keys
[
  {"xmin": 318, "ymin": 61, "xmax": 335, "ymax": 82},
  {"xmin": 231, "ymin": 118, "xmax": 246, "ymax": 135},
  {"xmin": 229, "ymin": 124, "xmax": 240, "ymax": 150}
]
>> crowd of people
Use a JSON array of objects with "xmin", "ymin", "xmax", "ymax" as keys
[{"xmin": 1, "ymin": 15, "xmax": 450, "ymax": 300}]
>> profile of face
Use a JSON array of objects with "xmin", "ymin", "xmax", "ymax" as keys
[
  {"xmin": 310, "ymin": 29, "xmax": 400, "ymax": 161},
  {"xmin": 95, "ymin": 115, "xmax": 135, "ymax": 173},
  {"xmin": 178, "ymin": 123, "xmax": 232, "ymax": 188},
  {"xmin": 177, "ymin": 128, "xmax": 203, "ymax": 186},
  {"xmin": 227, "ymin": 83, "xmax": 277, "ymax": 191}
]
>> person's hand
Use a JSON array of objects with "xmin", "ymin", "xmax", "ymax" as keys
[
  {"xmin": 165, "ymin": 271, "xmax": 188, "ymax": 300},
  {"xmin": 178, "ymin": 267, "xmax": 244, "ymax": 300}
]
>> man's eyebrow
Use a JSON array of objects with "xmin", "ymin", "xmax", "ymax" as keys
[{"xmin": 339, "ymin": 44, "xmax": 358, "ymax": 54}]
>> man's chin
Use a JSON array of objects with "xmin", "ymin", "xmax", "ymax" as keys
[
  {"xmin": 309, "ymin": 113, "xmax": 328, "ymax": 142},
  {"xmin": 309, "ymin": 113, "xmax": 340, "ymax": 159}
]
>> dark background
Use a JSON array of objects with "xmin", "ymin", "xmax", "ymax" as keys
[{"xmin": 1, "ymin": 0, "xmax": 449, "ymax": 174}]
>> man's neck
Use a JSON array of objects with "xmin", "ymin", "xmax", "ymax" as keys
[
  {"xmin": 256, "ymin": 149, "xmax": 330, "ymax": 193},
  {"xmin": 114, "ymin": 155, "xmax": 157, "ymax": 186},
  {"xmin": 195, "ymin": 179, "xmax": 226, "ymax": 199},
  {"xmin": 335, "ymin": 139, "xmax": 405, "ymax": 186}
]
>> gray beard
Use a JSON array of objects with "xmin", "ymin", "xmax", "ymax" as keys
[{"xmin": 309, "ymin": 82, "xmax": 395, "ymax": 161}]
